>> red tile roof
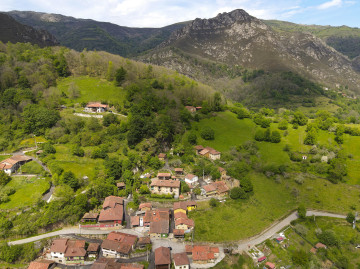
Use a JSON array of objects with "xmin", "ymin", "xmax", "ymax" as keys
[
  {"xmin": 121, "ymin": 263, "xmax": 144, "ymax": 269},
  {"xmin": 192, "ymin": 246, "xmax": 215, "ymax": 261},
  {"xmin": 258, "ymin": 256, "xmax": 267, "ymax": 262},
  {"xmin": 87, "ymin": 243, "xmax": 100, "ymax": 252},
  {"xmin": 155, "ymin": 247, "xmax": 171, "ymax": 265},
  {"xmin": 173, "ymin": 253, "xmax": 190, "ymax": 266},
  {"xmin": 157, "ymin": 173, "xmax": 171, "ymax": 178},
  {"xmin": 185, "ymin": 174, "xmax": 197, "ymax": 180},
  {"xmin": 107, "ymin": 232, "xmax": 137, "ymax": 246},
  {"xmin": 101, "ymin": 239, "xmax": 132, "ymax": 255},
  {"xmin": 139, "ymin": 202, "xmax": 152, "ymax": 210},
  {"xmin": 315, "ymin": 242, "xmax": 327, "ymax": 249},
  {"xmin": 82, "ymin": 212, "xmax": 99, "ymax": 220},
  {"xmin": 150, "ymin": 220, "xmax": 169, "ymax": 234},
  {"xmin": 137, "ymin": 237, "xmax": 151, "ymax": 245},
  {"xmin": 173, "ymin": 229, "xmax": 185, "ymax": 236},
  {"xmin": 131, "ymin": 216, "xmax": 140, "ymax": 226},
  {"xmin": 185, "ymin": 245, "xmax": 193, "ymax": 253},
  {"xmin": 214, "ymin": 181, "xmax": 229, "ymax": 194},
  {"xmin": 86, "ymin": 102, "xmax": 109, "ymax": 108},
  {"xmin": 67, "ymin": 240, "xmax": 86, "ymax": 248},
  {"xmin": 174, "ymin": 211, "xmax": 187, "ymax": 220},
  {"xmin": 203, "ymin": 184, "xmax": 217, "ymax": 192},
  {"xmin": 99, "ymin": 204, "xmax": 123, "ymax": 222},
  {"xmin": 173, "ymin": 202, "xmax": 187, "ymax": 211},
  {"xmin": 64, "ymin": 247, "xmax": 87, "ymax": 257},
  {"xmin": 103, "ymin": 196, "xmax": 124, "ymax": 208},
  {"xmin": 265, "ymin": 262, "xmax": 275, "ymax": 269},
  {"xmin": 49, "ymin": 238, "xmax": 68, "ymax": 253},
  {"xmin": 151, "ymin": 179, "xmax": 180, "ymax": 188},
  {"xmin": 175, "ymin": 218, "xmax": 194, "ymax": 228},
  {"xmin": 194, "ymin": 145, "xmax": 204, "ymax": 150},
  {"xmin": 28, "ymin": 260, "xmax": 54, "ymax": 269},
  {"xmin": 174, "ymin": 168, "xmax": 183, "ymax": 172}
]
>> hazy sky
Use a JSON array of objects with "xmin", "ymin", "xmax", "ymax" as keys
[{"xmin": 1, "ymin": 0, "xmax": 359, "ymax": 28}]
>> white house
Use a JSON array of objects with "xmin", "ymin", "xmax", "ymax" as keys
[
  {"xmin": 84, "ymin": 102, "xmax": 109, "ymax": 113},
  {"xmin": 173, "ymin": 253, "xmax": 190, "ymax": 269},
  {"xmin": 0, "ymin": 155, "xmax": 32, "ymax": 175},
  {"xmin": 50, "ymin": 239, "xmax": 68, "ymax": 263},
  {"xmin": 184, "ymin": 174, "xmax": 198, "ymax": 185}
]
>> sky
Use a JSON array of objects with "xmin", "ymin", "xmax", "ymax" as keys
[{"xmin": 0, "ymin": 0, "xmax": 359, "ymax": 28}]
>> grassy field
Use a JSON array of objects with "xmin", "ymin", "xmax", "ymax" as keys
[
  {"xmin": 293, "ymin": 217, "xmax": 360, "ymax": 267},
  {"xmin": 57, "ymin": 76, "xmax": 126, "ymax": 105},
  {"xmin": 50, "ymin": 144, "xmax": 104, "ymax": 178},
  {"xmin": 19, "ymin": 136, "xmax": 47, "ymax": 148},
  {"xmin": 0, "ymin": 176, "xmax": 50, "ymax": 210},
  {"xmin": 190, "ymin": 172, "xmax": 360, "ymax": 242},
  {"xmin": 343, "ymin": 134, "xmax": 360, "ymax": 185},
  {"xmin": 20, "ymin": 161, "xmax": 45, "ymax": 175},
  {"xmin": 189, "ymin": 172, "xmax": 296, "ymax": 242}
]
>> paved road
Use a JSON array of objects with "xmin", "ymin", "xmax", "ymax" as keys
[
  {"xmin": 236, "ymin": 210, "xmax": 346, "ymax": 252},
  {"xmin": 8, "ymin": 228, "xmax": 143, "ymax": 246}
]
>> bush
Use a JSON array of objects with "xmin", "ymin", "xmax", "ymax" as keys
[
  {"xmin": 150, "ymin": 193, "xmax": 174, "ymax": 199},
  {"xmin": 270, "ymin": 130, "xmax": 281, "ymax": 143},
  {"xmin": 72, "ymin": 145, "xmax": 85, "ymax": 157},
  {"xmin": 230, "ymin": 187, "xmax": 246, "ymax": 199},
  {"xmin": 292, "ymin": 250, "xmax": 310, "ymax": 266},
  {"xmin": 317, "ymin": 229, "xmax": 339, "ymax": 247},
  {"xmin": 278, "ymin": 119, "xmax": 288, "ymax": 130},
  {"xmin": 91, "ymin": 147, "xmax": 108, "ymax": 159},
  {"xmin": 297, "ymin": 204, "xmax": 306, "ymax": 219},
  {"xmin": 0, "ymin": 171, "xmax": 11, "ymax": 186},
  {"xmin": 209, "ymin": 198, "xmax": 219, "ymax": 207},
  {"xmin": 346, "ymin": 212, "xmax": 355, "ymax": 224},
  {"xmin": 187, "ymin": 133, "xmax": 197, "ymax": 145},
  {"xmin": 200, "ymin": 127, "xmax": 215, "ymax": 140}
]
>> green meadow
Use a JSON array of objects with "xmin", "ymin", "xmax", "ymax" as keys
[
  {"xmin": 57, "ymin": 76, "xmax": 126, "ymax": 105},
  {"xmin": 0, "ymin": 177, "xmax": 50, "ymax": 210}
]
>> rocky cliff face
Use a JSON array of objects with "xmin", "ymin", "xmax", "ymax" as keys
[
  {"xmin": 146, "ymin": 9, "xmax": 360, "ymax": 93},
  {"xmin": 0, "ymin": 13, "xmax": 58, "ymax": 47}
]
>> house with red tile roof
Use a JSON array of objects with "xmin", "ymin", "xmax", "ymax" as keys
[
  {"xmin": 185, "ymin": 106, "xmax": 196, "ymax": 113},
  {"xmin": 265, "ymin": 262, "xmax": 276, "ymax": 269},
  {"xmin": 203, "ymin": 181, "xmax": 229, "ymax": 197},
  {"xmin": 121, "ymin": 264, "xmax": 144, "ymax": 269},
  {"xmin": 174, "ymin": 211, "xmax": 187, "ymax": 220},
  {"xmin": 192, "ymin": 245, "xmax": 220, "ymax": 264},
  {"xmin": 155, "ymin": 247, "xmax": 171, "ymax": 269},
  {"xmin": 184, "ymin": 174, "xmax": 198, "ymax": 186},
  {"xmin": 173, "ymin": 229, "xmax": 185, "ymax": 239},
  {"xmin": 85, "ymin": 102, "xmax": 109, "ymax": 113},
  {"xmin": 49, "ymin": 239, "xmax": 87, "ymax": 264},
  {"xmin": 0, "ymin": 155, "xmax": 32, "ymax": 175},
  {"xmin": 98, "ymin": 196, "xmax": 124, "ymax": 227},
  {"xmin": 174, "ymin": 168, "xmax": 184, "ymax": 176},
  {"xmin": 175, "ymin": 218, "xmax": 194, "ymax": 230},
  {"xmin": 198, "ymin": 147, "xmax": 221, "ymax": 160},
  {"xmin": 137, "ymin": 236, "xmax": 151, "ymax": 249},
  {"xmin": 101, "ymin": 232, "xmax": 138, "ymax": 259},
  {"xmin": 173, "ymin": 253, "xmax": 190, "ymax": 269},
  {"xmin": 81, "ymin": 212, "xmax": 99, "ymax": 223},
  {"xmin": 87, "ymin": 243, "xmax": 100, "ymax": 258},
  {"xmin": 194, "ymin": 145, "xmax": 204, "ymax": 155},
  {"xmin": 150, "ymin": 179, "xmax": 180, "ymax": 198},
  {"xmin": 28, "ymin": 260, "xmax": 54, "ymax": 269},
  {"xmin": 157, "ymin": 173, "xmax": 171, "ymax": 180},
  {"xmin": 158, "ymin": 153, "xmax": 167, "ymax": 161},
  {"xmin": 138, "ymin": 202, "xmax": 152, "ymax": 212}
]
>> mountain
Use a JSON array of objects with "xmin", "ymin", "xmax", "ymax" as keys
[
  {"xmin": 0, "ymin": 12, "xmax": 58, "ymax": 46},
  {"xmin": 7, "ymin": 10, "xmax": 189, "ymax": 57},
  {"xmin": 264, "ymin": 20, "xmax": 360, "ymax": 59},
  {"xmin": 140, "ymin": 9, "xmax": 360, "ymax": 105}
]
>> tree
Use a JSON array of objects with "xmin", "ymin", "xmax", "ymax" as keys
[
  {"xmin": 115, "ymin": 67, "xmax": 127, "ymax": 86},
  {"xmin": 304, "ymin": 128, "xmax": 317, "ymax": 145},
  {"xmin": 209, "ymin": 198, "xmax": 219, "ymax": 207},
  {"xmin": 181, "ymin": 181, "xmax": 190, "ymax": 193},
  {"xmin": 103, "ymin": 113, "xmax": 119, "ymax": 127},
  {"xmin": 297, "ymin": 205, "xmax": 306, "ymax": 219},
  {"xmin": 72, "ymin": 145, "xmax": 84, "ymax": 157},
  {"xmin": 230, "ymin": 187, "xmax": 246, "ymax": 199},
  {"xmin": 139, "ymin": 185, "xmax": 150, "ymax": 194},
  {"xmin": 106, "ymin": 61, "xmax": 114, "ymax": 81},
  {"xmin": 270, "ymin": 130, "xmax": 281, "ymax": 143},
  {"xmin": 240, "ymin": 178, "xmax": 253, "ymax": 193},
  {"xmin": 22, "ymin": 104, "xmax": 60, "ymax": 135},
  {"xmin": 193, "ymin": 188, "xmax": 201, "ymax": 195},
  {"xmin": 187, "ymin": 133, "xmax": 197, "ymax": 145},
  {"xmin": 43, "ymin": 143, "xmax": 56, "ymax": 154},
  {"xmin": 346, "ymin": 212, "xmax": 355, "ymax": 224},
  {"xmin": 200, "ymin": 127, "xmax": 215, "ymax": 140},
  {"xmin": 317, "ymin": 230, "xmax": 339, "ymax": 247},
  {"xmin": 292, "ymin": 250, "xmax": 310, "ymax": 266},
  {"xmin": 105, "ymin": 158, "xmax": 122, "ymax": 180},
  {"xmin": 254, "ymin": 129, "xmax": 265, "ymax": 141},
  {"xmin": 212, "ymin": 92, "xmax": 222, "ymax": 111},
  {"xmin": 61, "ymin": 171, "xmax": 79, "ymax": 189},
  {"xmin": 0, "ymin": 171, "xmax": 11, "ymax": 186},
  {"xmin": 278, "ymin": 119, "xmax": 288, "ymax": 130},
  {"xmin": 292, "ymin": 111, "xmax": 308, "ymax": 126}
]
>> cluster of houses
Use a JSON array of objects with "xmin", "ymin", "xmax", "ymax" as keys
[
  {"xmin": 81, "ymin": 196, "xmax": 124, "ymax": 228},
  {"xmin": 44, "ymin": 232, "xmax": 151, "ymax": 265},
  {"xmin": 48, "ymin": 238, "xmax": 99, "ymax": 264},
  {"xmin": 154, "ymin": 244, "xmax": 220, "ymax": 269},
  {"xmin": 0, "ymin": 155, "xmax": 32, "ymax": 175},
  {"xmin": 130, "ymin": 200, "xmax": 196, "ymax": 239}
]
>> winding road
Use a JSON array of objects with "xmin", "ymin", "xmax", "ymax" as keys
[
  {"xmin": 8, "ymin": 210, "xmax": 346, "ymax": 249},
  {"xmin": 236, "ymin": 210, "xmax": 346, "ymax": 252}
]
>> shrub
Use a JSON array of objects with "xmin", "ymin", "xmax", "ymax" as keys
[
  {"xmin": 72, "ymin": 145, "xmax": 85, "ymax": 157},
  {"xmin": 278, "ymin": 119, "xmax": 288, "ymax": 130},
  {"xmin": 200, "ymin": 126, "xmax": 215, "ymax": 140},
  {"xmin": 209, "ymin": 198, "xmax": 219, "ymax": 207},
  {"xmin": 297, "ymin": 204, "xmax": 306, "ymax": 219},
  {"xmin": 187, "ymin": 133, "xmax": 197, "ymax": 145},
  {"xmin": 230, "ymin": 187, "xmax": 247, "ymax": 199}
]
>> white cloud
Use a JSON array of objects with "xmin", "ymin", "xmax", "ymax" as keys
[{"xmin": 317, "ymin": 0, "xmax": 342, "ymax": 9}]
